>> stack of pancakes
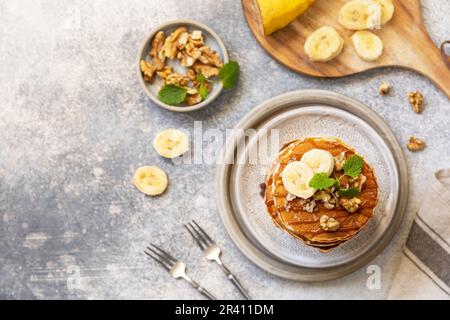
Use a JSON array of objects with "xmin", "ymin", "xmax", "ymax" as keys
[{"xmin": 264, "ymin": 137, "xmax": 378, "ymax": 250}]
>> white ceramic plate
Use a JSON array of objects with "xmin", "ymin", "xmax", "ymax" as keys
[{"xmin": 215, "ymin": 90, "xmax": 408, "ymax": 281}]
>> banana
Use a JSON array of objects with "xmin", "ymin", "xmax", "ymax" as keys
[
  {"xmin": 366, "ymin": 2, "xmax": 382, "ymax": 29},
  {"xmin": 300, "ymin": 149, "xmax": 335, "ymax": 176},
  {"xmin": 133, "ymin": 166, "xmax": 168, "ymax": 196},
  {"xmin": 282, "ymin": 161, "xmax": 316, "ymax": 199},
  {"xmin": 304, "ymin": 26, "xmax": 344, "ymax": 62},
  {"xmin": 373, "ymin": 0, "xmax": 394, "ymax": 24},
  {"xmin": 339, "ymin": 0, "xmax": 372, "ymax": 30},
  {"xmin": 153, "ymin": 129, "xmax": 190, "ymax": 158},
  {"xmin": 352, "ymin": 30, "xmax": 383, "ymax": 61}
]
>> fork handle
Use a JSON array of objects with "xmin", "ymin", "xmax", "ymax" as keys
[
  {"xmin": 183, "ymin": 276, "xmax": 217, "ymax": 300},
  {"xmin": 218, "ymin": 262, "xmax": 251, "ymax": 300}
]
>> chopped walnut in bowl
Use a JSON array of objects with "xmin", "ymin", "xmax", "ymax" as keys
[{"xmin": 137, "ymin": 20, "xmax": 229, "ymax": 112}]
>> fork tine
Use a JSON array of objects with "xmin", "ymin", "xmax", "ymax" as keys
[
  {"xmin": 150, "ymin": 244, "xmax": 177, "ymax": 263},
  {"xmin": 185, "ymin": 224, "xmax": 206, "ymax": 250},
  {"xmin": 147, "ymin": 246, "xmax": 175, "ymax": 267},
  {"xmin": 187, "ymin": 222, "xmax": 209, "ymax": 247},
  {"xmin": 192, "ymin": 220, "xmax": 214, "ymax": 245},
  {"xmin": 144, "ymin": 250, "xmax": 171, "ymax": 271}
]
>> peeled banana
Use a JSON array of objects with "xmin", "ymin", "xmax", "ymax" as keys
[
  {"xmin": 133, "ymin": 166, "xmax": 168, "ymax": 196},
  {"xmin": 304, "ymin": 26, "xmax": 344, "ymax": 62},
  {"xmin": 256, "ymin": 0, "xmax": 315, "ymax": 36},
  {"xmin": 153, "ymin": 129, "xmax": 190, "ymax": 159},
  {"xmin": 352, "ymin": 30, "xmax": 383, "ymax": 61}
]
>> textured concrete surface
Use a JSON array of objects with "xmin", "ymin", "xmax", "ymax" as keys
[{"xmin": 0, "ymin": 0, "xmax": 449, "ymax": 299}]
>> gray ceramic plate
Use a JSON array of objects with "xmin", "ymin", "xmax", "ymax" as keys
[
  {"xmin": 137, "ymin": 19, "xmax": 229, "ymax": 112},
  {"xmin": 215, "ymin": 90, "xmax": 408, "ymax": 281}
]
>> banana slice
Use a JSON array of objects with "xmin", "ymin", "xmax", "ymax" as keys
[
  {"xmin": 282, "ymin": 161, "xmax": 316, "ymax": 199},
  {"xmin": 133, "ymin": 166, "xmax": 168, "ymax": 196},
  {"xmin": 304, "ymin": 26, "xmax": 344, "ymax": 62},
  {"xmin": 153, "ymin": 129, "xmax": 190, "ymax": 159},
  {"xmin": 300, "ymin": 149, "xmax": 335, "ymax": 176},
  {"xmin": 373, "ymin": 0, "xmax": 394, "ymax": 24},
  {"xmin": 352, "ymin": 30, "xmax": 383, "ymax": 61},
  {"xmin": 366, "ymin": 2, "xmax": 382, "ymax": 29},
  {"xmin": 339, "ymin": 0, "xmax": 372, "ymax": 30}
]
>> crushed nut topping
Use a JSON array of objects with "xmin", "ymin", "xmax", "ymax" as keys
[
  {"xmin": 303, "ymin": 199, "xmax": 317, "ymax": 213},
  {"xmin": 408, "ymin": 91, "xmax": 424, "ymax": 113},
  {"xmin": 379, "ymin": 82, "xmax": 390, "ymax": 95},
  {"xmin": 340, "ymin": 197, "xmax": 362, "ymax": 213},
  {"xmin": 319, "ymin": 215, "xmax": 340, "ymax": 232},
  {"xmin": 407, "ymin": 136, "xmax": 426, "ymax": 152},
  {"xmin": 334, "ymin": 151, "xmax": 346, "ymax": 172},
  {"xmin": 353, "ymin": 174, "xmax": 367, "ymax": 192}
]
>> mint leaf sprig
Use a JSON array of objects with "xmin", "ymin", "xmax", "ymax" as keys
[
  {"xmin": 219, "ymin": 60, "xmax": 240, "ymax": 89},
  {"xmin": 309, "ymin": 173, "xmax": 337, "ymax": 190},
  {"xmin": 157, "ymin": 85, "xmax": 187, "ymax": 105},
  {"xmin": 309, "ymin": 154, "xmax": 365, "ymax": 198}
]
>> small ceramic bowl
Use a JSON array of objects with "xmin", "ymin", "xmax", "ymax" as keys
[{"xmin": 137, "ymin": 19, "xmax": 229, "ymax": 112}]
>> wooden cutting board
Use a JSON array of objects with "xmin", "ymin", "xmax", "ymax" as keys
[{"xmin": 242, "ymin": 0, "xmax": 450, "ymax": 98}]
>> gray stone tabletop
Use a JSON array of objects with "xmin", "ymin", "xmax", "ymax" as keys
[{"xmin": 0, "ymin": 0, "xmax": 449, "ymax": 299}]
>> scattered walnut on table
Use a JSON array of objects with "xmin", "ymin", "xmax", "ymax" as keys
[
  {"xmin": 319, "ymin": 215, "xmax": 340, "ymax": 232},
  {"xmin": 149, "ymin": 31, "xmax": 166, "ymax": 71},
  {"xmin": 408, "ymin": 91, "xmax": 424, "ymax": 113},
  {"xmin": 340, "ymin": 197, "xmax": 362, "ymax": 213},
  {"xmin": 379, "ymin": 82, "xmax": 391, "ymax": 95},
  {"xmin": 407, "ymin": 136, "xmax": 426, "ymax": 152}
]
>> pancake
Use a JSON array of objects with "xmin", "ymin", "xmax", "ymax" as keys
[{"xmin": 264, "ymin": 137, "xmax": 378, "ymax": 250}]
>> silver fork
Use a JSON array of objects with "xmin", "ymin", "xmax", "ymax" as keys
[
  {"xmin": 185, "ymin": 220, "xmax": 251, "ymax": 300},
  {"xmin": 144, "ymin": 243, "xmax": 217, "ymax": 300}
]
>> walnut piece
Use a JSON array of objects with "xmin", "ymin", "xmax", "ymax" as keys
[
  {"xmin": 165, "ymin": 73, "xmax": 190, "ymax": 87},
  {"xmin": 334, "ymin": 151, "xmax": 346, "ymax": 172},
  {"xmin": 186, "ymin": 93, "xmax": 202, "ymax": 106},
  {"xmin": 379, "ymin": 82, "xmax": 391, "ymax": 95},
  {"xmin": 340, "ymin": 197, "xmax": 362, "ymax": 213},
  {"xmin": 303, "ymin": 199, "xmax": 317, "ymax": 213},
  {"xmin": 193, "ymin": 61, "xmax": 220, "ymax": 78},
  {"xmin": 156, "ymin": 66, "xmax": 173, "ymax": 79},
  {"xmin": 408, "ymin": 91, "xmax": 424, "ymax": 113},
  {"xmin": 407, "ymin": 136, "xmax": 426, "ymax": 152},
  {"xmin": 140, "ymin": 60, "xmax": 156, "ymax": 83},
  {"xmin": 319, "ymin": 215, "xmax": 340, "ymax": 232},
  {"xmin": 353, "ymin": 174, "xmax": 367, "ymax": 192},
  {"xmin": 150, "ymin": 31, "xmax": 166, "ymax": 71},
  {"xmin": 198, "ymin": 46, "xmax": 224, "ymax": 68},
  {"xmin": 162, "ymin": 26, "xmax": 188, "ymax": 59}
]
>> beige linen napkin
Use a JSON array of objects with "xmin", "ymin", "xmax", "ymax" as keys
[{"xmin": 388, "ymin": 169, "xmax": 450, "ymax": 299}]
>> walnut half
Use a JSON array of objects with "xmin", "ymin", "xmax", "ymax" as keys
[
  {"xmin": 408, "ymin": 91, "xmax": 424, "ymax": 113},
  {"xmin": 407, "ymin": 136, "xmax": 426, "ymax": 152},
  {"xmin": 340, "ymin": 197, "xmax": 362, "ymax": 213},
  {"xmin": 319, "ymin": 215, "xmax": 340, "ymax": 232}
]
